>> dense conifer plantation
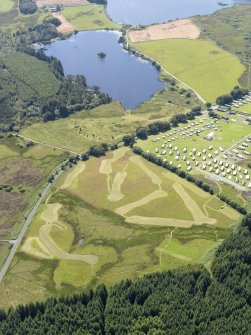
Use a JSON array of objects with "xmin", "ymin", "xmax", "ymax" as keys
[{"xmin": 0, "ymin": 215, "xmax": 251, "ymax": 334}]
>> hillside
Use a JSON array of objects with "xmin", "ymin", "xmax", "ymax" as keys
[{"xmin": 0, "ymin": 214, "xmax": 250, "ymax": 334}]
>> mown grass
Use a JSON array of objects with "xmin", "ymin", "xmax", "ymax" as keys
[
  {"xmin": 0, "ymin": 0, "xmax": 14, "ymax": 12},
  {"xmin": 62, "ymin": 5, "xmax": 119, "ymax": 31},
  {"xmin": 133, "ymin": 38, "xmax": 245, "ymax": 102},
  {"xmin": 233, "ymin": 103, "xmax": 251, "ymax": 114},
  {"xmin": 195, "ymin": 4, "xmax": 251, "ymax": 88}
]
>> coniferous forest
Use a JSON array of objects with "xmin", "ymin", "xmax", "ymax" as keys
[{"xmin": 0, "ymin": 215, "xmax": 251, "ymax": 335}]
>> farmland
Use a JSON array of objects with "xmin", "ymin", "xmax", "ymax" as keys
[
  {"xmin": 0, "ymin": 135, "xmax": 69, "ymax": 274},
  {"xmin": 0, "ymin": 147, "xmax": 239, "ymax": 308},
  {"xmin": 0, "ymin": 0, "xmax": 14, "ymax": 12},
  {"xmin": 233, "ymin": 102, "xmax": 251, "ymax": 114},
  {"xmin": 132, "ymin": 38, "xmax": 245, "ymax": 102},
  {"xmin": 62, "ymin": 5, "xmax": 120, "ymax": 31}
]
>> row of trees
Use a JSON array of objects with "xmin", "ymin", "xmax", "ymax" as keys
[
  {"xmin": 0, "ymin": 214, "xmax": 251, "ymax": 334},
  {"xmin": 216, "ymin": 86, "xmax": 249, "ymax": 106},
  {"xmin": 135, "ymin": 106, "xmax": 202, "ymax": 141},
  {"xmin": 19, "ymin": 0, "xmax": 37, "ymax": 15}
]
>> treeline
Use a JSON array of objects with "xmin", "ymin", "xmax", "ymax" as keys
[
  {"xmin": 0, "ymin": 20, "xmax": 111, "ymax": 129},
  {"xmin": 0, "ymin": 214, "xmax": 251, "ymax": 334},
  {"xmin": 136, "ymin": 106, "xmax": 202, "ymax": 141},
  {"xmin": 40, "ymin": 75, "xmax": 111, "ymax": 121},
  {"xmin": 19, "ymin": 0, "xmax": 37, "ymax": 15},
  {"xmin": 216, "ymin": 86, "xmax": 249, "ymax": 106},
  {"xmin": 132, "ymin": 146, "xmax": 247, "ymax": 214}
]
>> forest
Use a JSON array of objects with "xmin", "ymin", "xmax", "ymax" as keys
[
  {"xmin": 0, "ymin": 214, "xmax": 250, "ymax": 334},
  {"xmin": 0, "ymin": 18, "xmax": 111, "ymax": 130}
]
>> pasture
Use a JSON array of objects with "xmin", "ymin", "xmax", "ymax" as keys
[
  {"xmin": 0, "ymin": 0, "xmax": 14, "ymax": 12},
  {"xmin": 132, "ymin": 38, "xmax": 245, "ymax": 102},
  {"xmin": 0, "ymin": 148, "xmax": 239, "ymax": 308},
  {"xmin": 233, "ymin": 102, "xmax": 251, "ymax": 114},
  {"xmin": 62, "ymin": 5, "xmax": 119, "ymax": 31}
]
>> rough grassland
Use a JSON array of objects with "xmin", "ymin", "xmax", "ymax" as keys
[
  {"xmin": 133, "ymin": 39, "xmax": 245, "ymax": 102},
  {"xmin": 62, "ymin": 5, "xmax": 119, "ymax": 31},
  {"xmin": 21, "ymin": 90, "xmax": 202, "ymax": 153}
]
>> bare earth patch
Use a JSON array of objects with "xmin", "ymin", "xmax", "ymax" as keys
[
  {"xmin": 52, "ymin": 13, "xmax": 75, "ymax": 34},
  {"xmin": 129, "ymin": 19, "xmax": 200, "ymax": 43},
  {"xmin": 36, "ymin": 0, "xmax": 87, "ymax": 8}
]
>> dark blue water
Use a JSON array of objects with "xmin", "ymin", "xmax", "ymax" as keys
[
  {"xmin": 107, "ymin": 0, "xmax": 251, "ymax": 25},
  {"xmin": 42, "ymin": 31, "xmax": 165, "ymax": 110}
]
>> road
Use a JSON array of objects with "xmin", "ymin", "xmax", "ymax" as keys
[
  {"xmin": 0, "ymin": 169, "xmax": 63, "ymax": 283},
  {"xmin": 17, "ymin": 134, "xmax": 80, "ymax": 155}
]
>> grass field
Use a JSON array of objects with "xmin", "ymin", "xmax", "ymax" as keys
[
  {"xmin": 62, "ymin": 5, "xmax": 120, "ymax": 31},
  {"xmin": 0, "ymin": 148, "xmax": 239, "ymax": 308},
  {"xmin": 132, "ymin": 38, "xmax": 245, "ymax": 102},
  {"xmin": 233, "ymin": 103, "xmax": 251, "ymax": 114},
  {"xmin": 195, "ymin": 5, "xmax": 251, "ymax": 89},
  {"xmin": 0, "ymin": 0, "xmax": 14, "ymax": 12},
  {"xmin": 21, "ymin": 87, "xmax": 202, "ymax": 153}
]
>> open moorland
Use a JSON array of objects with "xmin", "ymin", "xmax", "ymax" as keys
[
  {"xmin": 132, "ymin": 38, "xmax": 245, "ymax": 102},
  {"xmin": 0, "ymin": 135, "xmax": 68, "ymax": 273},
  {"xmin": 0, "ymin": 147, "xmax": 239, "ymax": 308}
]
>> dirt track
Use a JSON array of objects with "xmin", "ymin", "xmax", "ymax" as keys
[
  {"xmin": 52, "ymin": 13, "xmax": 75, "ymax": 34},
  {"xmin": 129, "ymin": 19, "xmax": 200, "ymax": 43}
]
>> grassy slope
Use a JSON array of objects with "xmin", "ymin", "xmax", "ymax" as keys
[
  {"xmin": 21, "ymin": 85, "xmax": 202, "ymax": 153},
  {"xmin": 62, "ymin": 4, "xmax": 119, "ymax": 31},
  {"xmin": 133, "ymin": 38, "xmax": 245, "ymax": 102},
  {"xmin": 195, "ymin": 5, "xmax": 251, "ymax": 89}
]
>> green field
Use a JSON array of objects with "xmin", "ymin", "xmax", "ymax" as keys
[
  {"xmin": 62, "ymin": 5, "xmax": 120, "ymax": 31},
  {"xmin": 195, "ymin": 5, "xmax": 251, "ymax": 89},
  {"xmin": 133, "ymin": 38, "xmax": 245, "ymax": 102},
  {"xmin": 137, "ymin": 113, "xmax": 251, "ymax": 193},
  {"xmin": 21, "ymin": 87, "xmax": 202, "ymax": 153},
  {"xmin": 233, "ymin": 102, "xmax": 251, "ymax": 114},
  {"xmin": 0, "ymin": 148, "xmax": 239, "ymax": 308},
  {"xmin": 0, "ymin": 0, "xmax": 14, "ymax": 12}
]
